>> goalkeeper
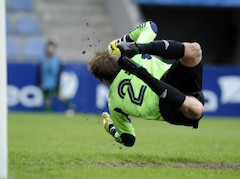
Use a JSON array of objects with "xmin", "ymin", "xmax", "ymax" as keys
[{"xmin": 88, "ymin": 21, "xmax": 204, "ymax": 147}]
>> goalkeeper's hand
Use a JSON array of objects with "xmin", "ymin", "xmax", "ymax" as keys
[
  {"xmin": 108, "ymin": 39, "xmax": 121, "ymax": 61},
  {"xmin": 108, "ymin": 34, "xmax": 131, "ymax": 61},
  {"xmin": 108, "ymin": 41, "xmax": 141, "ymax": 61},
  {"xmin": 102, "ymin": 112, "xmax": 114, "ymax": 134}
]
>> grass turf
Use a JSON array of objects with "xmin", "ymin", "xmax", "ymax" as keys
[{"xmin": 8, "ymin": 112, "xmax": 240, "ymax": 178}]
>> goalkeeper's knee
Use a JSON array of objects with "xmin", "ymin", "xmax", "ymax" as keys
[{"xmin": 121, "ymin": 133, "xmax": 135, "ymax": 147}]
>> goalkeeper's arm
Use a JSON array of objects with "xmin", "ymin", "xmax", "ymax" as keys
[{"xmin": 103, "ymin": 111, "xmax": 136, "ymax": 147}]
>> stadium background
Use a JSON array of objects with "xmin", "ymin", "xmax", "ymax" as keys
[
  {"xmin": 6, "ymin": 0, "xmax": 240, "ymax": 116},
  {"xmin": 5, "ymin": 1, "xmax": 240, "ymax": 178}
]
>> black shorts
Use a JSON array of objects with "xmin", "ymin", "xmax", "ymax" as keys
[{"xmin": 159, "ymin": 60, "xmax": 204, "ymax": 128}]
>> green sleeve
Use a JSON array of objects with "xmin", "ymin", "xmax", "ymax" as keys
[
  {"xmin": 109, "ymin": 108, "xmax": 135, "ymax": 143},
  {"xmin": 128, "ymin": 21, "xmax": 158, "ymax": 44}
]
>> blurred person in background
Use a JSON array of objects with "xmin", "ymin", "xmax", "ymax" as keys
[{"xmin": 40, "ymin": 40, "xmax": 75, "ymax": 116}]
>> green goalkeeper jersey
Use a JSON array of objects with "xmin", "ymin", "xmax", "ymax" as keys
[{"xmin": 108, "ymin": 21, "xmax": 171, "ymax": 138}]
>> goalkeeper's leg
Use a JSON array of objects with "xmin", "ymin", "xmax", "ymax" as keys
[{"xmin": 118, "ymin": 57, "xmax": 203, "ymax": 120}]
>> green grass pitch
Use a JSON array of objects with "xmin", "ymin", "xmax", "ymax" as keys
[{"xmin": 8, "ymin": 112, "xmax": 240, "ymax": 178}]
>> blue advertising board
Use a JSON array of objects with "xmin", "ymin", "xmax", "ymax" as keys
[
  {"xmin": 203, "ymin": 66, "xmax": 240, "ymax": 116},
  {"xmin": 7, "ymin": 62, "xmax": 240, "ymax": 116},
  {"xmin": 7, "ymin": 62, "xmax": 107, "ymax": 114}
]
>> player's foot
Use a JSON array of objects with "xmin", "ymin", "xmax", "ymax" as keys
[
  {"xmin": 102, "ymin": 112, "xmax": 113, "ymax": 134},
  {"xmin": 65, "ymin": 109, "xmax": 75, "ymax": 117}
]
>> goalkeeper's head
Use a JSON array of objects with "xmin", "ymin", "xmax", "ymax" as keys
[{"xmin": 88, "ymin": 51, "xmax": 121, "ymax": 84}]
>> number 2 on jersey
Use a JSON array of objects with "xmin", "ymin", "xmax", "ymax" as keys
[{"xmin": 118, "ymin": 79, "xmax": 147, "ymax": 106}]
